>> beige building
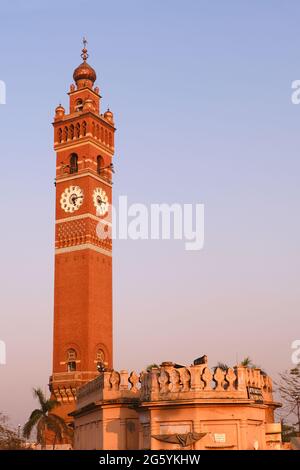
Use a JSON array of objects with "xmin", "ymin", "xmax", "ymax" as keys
[{"xmin": 71, "ymin": 357, "xmax": 282, "ymax": 450}]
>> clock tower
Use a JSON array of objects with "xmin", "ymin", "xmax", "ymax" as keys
[{"xmin": 49, "ymin": 40, "xmax": 115, "ymax": 424}]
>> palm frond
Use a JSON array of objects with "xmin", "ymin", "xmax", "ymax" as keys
[
  {"xmin": 23, "ymin": 409, "xmax": 43, "ymax": 438},
  {"xmin": 33, "ymin": 388, "xmax": 48, "ymax": 413},
  {"xmin": 36, "ymin": 418, "xmax": 46, "ymax": 447},
  {"xmin": 48, "ymin": 413, "xmax": 72, "ymax": 436},
  {"xmin": 45, "ymin": 399, "xmax": 60, "ymax": 413}
]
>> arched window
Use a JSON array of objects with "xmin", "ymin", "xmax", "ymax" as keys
[
  {"xmin": 109, "ymin": 132, "xmax": 112, "ymax": 147},
  {"xmin": 66, "ymin": 348, "xmax": 77, "ymax": 372},
  {"xmin": 96, "ymin": 124, "xmax": 99, "ymax": 139},
  {"xmin": 70, "ymin": 153, "xmax": 78, "ymax": 174},
  {"xmin": 97, "ymin": 155, "xmax": 104, "ymax": 175},
  {"xmin": 75, "ymin": 122, "xmax": 80, "ymax": 138},
  {"xmin": 69, "ymin": 124, "xmax": 74, "ymax": 140},
  {"xmin": 92, "ymin": 122, "xmax": 95, "ymax": 136},
  {"xmin": 104, "ymin": 129, "xmax": 108, "ymax": 144},
  {"xmin": 96, "ymin": 349, "xmax": 105, "ymax": 370},
  {"xmin": 58, "ymin": 128, "xmax": 62, "ymax": 143},
  {"xmin": 75, "ymin": 99, "xmax": 83, "ymax": 112},
  {"xmin": 100, "ymin": 127, "xmax": 104, "ymax": 141},
  {"xmin": 82, "ymin": 121, "xmax": 87, "ymax": 137},
  {"xmin": 63, "ymin": 126, "xmax": 68, "ymax": 142}
]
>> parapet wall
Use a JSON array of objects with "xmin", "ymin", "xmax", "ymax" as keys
[{"xmin": 77, "ymin": 362, "xmax": 274, "ymax": 407}]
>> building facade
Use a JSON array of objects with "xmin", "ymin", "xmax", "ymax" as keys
[
  {"xmin": 72, "ymin": 359, "xmax": 282, "ymax": 450},
  {"xmin": 49, "ymin": 41, "xmax": 115, "ymax": 426},
  {"xmin": 48, "ymin": 44, "xmax": 282, "ymax": 450}
]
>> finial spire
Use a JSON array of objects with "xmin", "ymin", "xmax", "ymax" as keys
[{"xmin": 81, "ymin": 37, "xmax": 89, "ymax": 62}]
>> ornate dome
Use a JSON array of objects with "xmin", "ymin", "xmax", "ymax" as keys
[
  {"xmin": 54, "ymin": 103, "xmax": 65, "ymax": 120},
  {"xmin": 73, "ymin": 61, "xmax": 96, "ymax": 84},
  {"xmin": 73, "ymin": 39, "xmax": 97, "ymax": 88},
  {"xmin": 55, "ymin": 103, "xmax": 65, "ymax": 114},
  {"xmin": 104, "ymin": 108, "xmax": 114, "ymax": 123}
]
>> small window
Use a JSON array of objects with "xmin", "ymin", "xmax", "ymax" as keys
[
  {"xmin": 70, "ymin": 153, "xmax": 78, "ymax": 174},
  {"xmin": 96, "ymin": 349, "xmax": 105, "ymax": 362},
  {"xmin": 97, "ymin": 156, "xmax": 104, "ymax": 175},
  {"xmin": 75, "ymin": 99, "xmax": 83, "ymax": 112},
  {"xmin": 66, "ymin": 348, "xmax": 77, "ymax": 372},
  {"xmin": 96, "ymin": 349, "xmax": 105, "ymax": 371},
  {"xmin": 67, "ymin": 361, "xmax": 76, "ymax": 372}
]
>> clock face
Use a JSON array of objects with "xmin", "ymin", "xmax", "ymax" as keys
[
  {"xmin": 93, "ymin": 187, "xmax": 109, "ymax": 216},
  {"xmin": 60, "ymin": 185, "xmax": 84, "ymax": 213}
]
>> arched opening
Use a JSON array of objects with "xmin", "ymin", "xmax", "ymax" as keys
[
  {"xmin": 58, "ymin": 128, "xmax": 62, "ymax": 143},
  {"xmin": 96, "ymin": 349, "xmax": 105, "ymax": 371},
  {"xmin": 97, "ymin": 155, "xmax": 104, "ymax": 175},
  {"xmin": 82, "ymin": 121, "xmax": 87, "ymax": 137},
  {"xmin": 70, "ymin": 153, "xmax": 78, "ymax": 174},
  {"xmin": 75, "ymin": 122, "xmax": 80, "ymax": 138},
  {"xmin": 75, "ymin": 99, "xmax": 83, "ymax": 112},
  {"xmin": 66, "ymin": 348, "xmax": 77, "ymax": 372},
  {"xmin": 69, "ymin": 124, "xmax": 74, "ymax": 140},
  {"xmin": 63, "ymin": 126, "xmax": 68, "ymax": 142}
]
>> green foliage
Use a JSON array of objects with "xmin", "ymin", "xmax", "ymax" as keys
[
  {"xmin": 23, "ymin": 388, "xmax": 72, "ymax": 449},
  {"xmin": 213, "ymin": 362, "xmax": 229, "ymax": 372},
  {"xmin": 0, "ymin": 413, "xmax": 23, "ymax": 450},
  {"xmin": 146, "ymin": 364, "xmax": 159, "ymax": 372},
  {"xmin": 277, "ymin": 365, "xmax": 300, "ymax": 434},
  {"xmin": 281, "ymin": 422, "xmax": 297, "ymax": 443}
]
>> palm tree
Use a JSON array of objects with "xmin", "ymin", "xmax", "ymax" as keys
[
  {"xmin": 239, "ymin": 357, "xmax": 267, "ymax": 375},
  {"xmin": 146, "ymin": 364, "xmax": 159, "ymax": 372},
  {"xmin": 23, "ymin": 388, "xmax": 71, "ymax": 450},
  {"xmin": 240, "ymin": 356, "xmax": 254, "ymax": 368},
  {"xmin": 213, "ymin": 362, "xmax": 229, "ymax": 372}
]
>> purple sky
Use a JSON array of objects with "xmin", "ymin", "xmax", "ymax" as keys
[{"xmin": 0, "ymin": 0, "xmax": 300, "ymax": 426}]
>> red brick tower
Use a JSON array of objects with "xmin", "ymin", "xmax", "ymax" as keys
[{"xmin": 49, "ymin": 40, "xmax": 115, "ymax": 424}]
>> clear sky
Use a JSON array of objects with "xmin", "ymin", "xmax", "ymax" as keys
[{"xmin": 0, "ymin": 0, "xmax": 299, "ymax": 427}]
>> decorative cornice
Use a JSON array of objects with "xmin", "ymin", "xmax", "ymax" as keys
[
  {"xmin": 55, "ymin": 243, "xmax": 112, "ymax": 256},
  {"xmin": 55, "ymin": 170, "xmax": 112, "ymax": 187}
]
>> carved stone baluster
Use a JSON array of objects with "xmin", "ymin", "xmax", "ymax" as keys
[
  {"xmin": 158, "ymin": 369, "xmax": 169, "ymax": 393},
  {"xmin": 103, "ymin": 371, "xmax": 112, "ymax": 390},
  {"xmin": 119, "ymin": 370, "xmax": 129, "ymax": 390},
  {"xmin": 234, "ymin": 366, "xmax": 247, "ymax": 392},
  {"xmin": 110, "ymin": 371, "xmax": 120, "ymax": 391},
  {"xmin": 179, "ymin": 368, "xmax": 191, "ymax": 392},
  {"xmin": 190, "ymin": 365, "xmax": 204, "ymax": 391},
  {"xmin": 202, "ymin": 367, "xmax": 213, "ymax": 391},
  {"xmin": 253, "ymin": 369, "xmax": 261, "ymax": 388},
  {"xmin": 225, "ymin": 368, "xmax": 237, "ymax": 391},
  {"xmin": 169, "ymin": 369, "xmax": 180, "ymax": 393},
  {"xmin": 214, "ymin": 367, "xmax": 225, "ymax": 391},
  {"xmin": 150, "ymin": 368, "xmax": 160, "ymax": 396},
  {"xmin": 129, "ymin": 371, "xmax": 140, "ymax": 392},
  {"xmin": 140, "ymin": 371, "xmax": 147, "ymax": 398}
]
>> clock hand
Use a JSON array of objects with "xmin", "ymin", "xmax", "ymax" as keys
[{"xmin": 70, "ymin": 194, "xmax": 83, "ymax": 205}]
